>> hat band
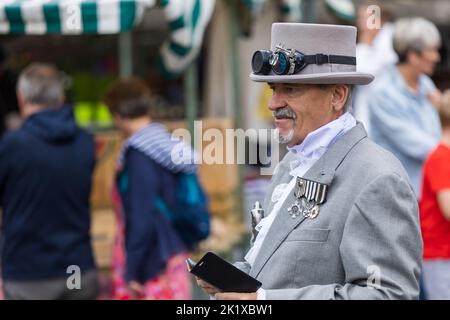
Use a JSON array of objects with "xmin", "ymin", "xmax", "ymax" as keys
[{"xmin": 302, "ymin": 54, "xmax": 356, "ymax": 66}]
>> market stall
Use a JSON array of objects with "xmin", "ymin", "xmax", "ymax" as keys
[
  {"xmin": 0, "ymin": 3, "xmax": 252, "ymax": 297},
  {"xmin": 0, "ymin": 0, "xmax": 220, "ymax": 273}
]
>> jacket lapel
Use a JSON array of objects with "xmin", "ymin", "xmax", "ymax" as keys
[{"xmin": 250, "ymin": 123, "xmax": 368, "ymax": 278}]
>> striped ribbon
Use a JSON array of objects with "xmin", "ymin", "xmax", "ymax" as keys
[{"xmin": 295, "ymin": 177, "xmax": 328, "ymax": 204}]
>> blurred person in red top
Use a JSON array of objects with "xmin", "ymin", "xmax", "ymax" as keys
[{"xmin": 420, "ymin": 89, "xmax": 450, "ymax": 299}]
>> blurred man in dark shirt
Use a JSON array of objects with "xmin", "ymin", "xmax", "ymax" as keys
[{"xmin": 0, "ymin": 63, "xmax": 98, "ymax": 300}]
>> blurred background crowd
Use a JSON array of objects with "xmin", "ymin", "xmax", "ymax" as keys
[{"xmin": 1, "ymin": 0, "xmax": 450, "ymax": 300}]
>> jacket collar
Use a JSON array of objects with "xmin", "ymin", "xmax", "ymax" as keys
[{"xmin": 287, "ymin": 112, "xmax": 356, "ymax": 159}]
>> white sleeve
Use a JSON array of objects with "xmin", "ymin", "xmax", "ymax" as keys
[{"xmin": 257, "ymin": 288, "xmax": 266, "ymax": 300}]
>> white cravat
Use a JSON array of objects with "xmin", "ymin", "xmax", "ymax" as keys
[{"xmin": 244, "ymin": 112, "xmax": 357, "ymax": 300}]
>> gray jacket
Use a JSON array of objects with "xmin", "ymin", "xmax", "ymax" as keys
[{"xmin": 235, "ymin": 123, "xmax": 422, "ymax": 299}]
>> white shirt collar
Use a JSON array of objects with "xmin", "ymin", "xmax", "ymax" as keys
[{"xmin": 288, "ymin": 112, "xmax": 356, "ymax": 159}]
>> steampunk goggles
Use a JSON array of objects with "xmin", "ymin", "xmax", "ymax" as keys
[{"xmin": 252, "ymin": 44, "xmax": 357, "ymax": 76}]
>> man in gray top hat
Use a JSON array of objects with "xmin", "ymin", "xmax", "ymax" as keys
[{"xmin": 197, "ymin": 23, "xmax": 422, "ymax": 300}]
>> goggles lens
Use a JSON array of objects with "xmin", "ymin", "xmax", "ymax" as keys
[
  {"xmin": 271, "ymin": 52, "xmax": 290, "ymax": 75},
  {"xmin": 251, "ymin": 50, "xmax": 272, "ymax": 75},
  {"xmin": 252, "ymin": 47, "xmax": 306, "ymax": 75}
]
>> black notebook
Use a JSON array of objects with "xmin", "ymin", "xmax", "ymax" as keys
[{"xmin": 187, "ymin": 252, "xmax": 262, "ymax": 293}]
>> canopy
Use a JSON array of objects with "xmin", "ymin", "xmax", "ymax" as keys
[
  {"xmin": 0, "ymin": 0, "xmax": 155, "ymax": 35},
  {"xmin": 244, "ymin": 0, "xmax": 355, "ymax": 23},
  {"xmin": 243, "ymin": 0, "xmax": 304, "ymax": 22},
  {"xmin": 159, "ymin": 0, "xmax": 215, "ymax": 77},
  {"xmin": 0, "ymin": 0, "xmax": 215, "ymax": 78},
  {"xmin": 325, "ymin": 0, "xmax": 355, "ymax": 23}
]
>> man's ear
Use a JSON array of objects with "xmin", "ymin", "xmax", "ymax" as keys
[
  {"xmin": 407, "ymin": 49, "xmax": 422, "ymax": 67},
  {"xmin": 16, "ymin": 90, "xmax": 26, "ymax": 115},
  {"xmin": 331, "ymin": 84, "xmax": 349, "ymax": 112}
]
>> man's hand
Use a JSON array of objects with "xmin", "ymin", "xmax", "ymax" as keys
[
  {"xmin": 215, "ymin": 292, "xmax": 257, "ymax": 300},
  {"xmin": 196, "ymin": 278, "xmax": 220, "ymax": 296}
]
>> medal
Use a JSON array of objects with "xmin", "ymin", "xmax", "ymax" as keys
[
  {"xmin": 309, "ymin": 205, "xmax": 320, "ymax": 219},
  {"xmin": 287, "ymin": 200, "xmax": 302, "ymax": 219},
  {"xmin": 294, "ymin": 179, "xmax": 306, "ymax": 198},
  {"xmin": 288, "ymin": 177, "xmax": 328, "ymax": 219}
]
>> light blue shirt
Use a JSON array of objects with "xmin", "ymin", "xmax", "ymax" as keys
[
  {"xmin": 368, "ymin": 66, "xmax": 441, "ymax": 197},
  {"xmin": 244, "ymin": 112, "xmax": 356, "ymax": 300}
]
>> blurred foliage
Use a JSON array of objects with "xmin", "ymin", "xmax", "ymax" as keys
[
  {"xmin": 68, "ymin": 72, "xmax": 116, "ymax": 102},
  {"xmin": 67, "ymin": 72, "xmax": 116, "ymax": 128}
]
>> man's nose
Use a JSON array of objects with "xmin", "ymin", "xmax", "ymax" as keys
[
  {"xmin": 430, "ymin": 49, "xmax": 441, "ymax": 63},
  {"xmin": 268, "ymin": 92, "xmax": 286, "ymax": 111},
  {"xmin": 436, "ymin": 51, "xmax": 441, "ymax": 63}
]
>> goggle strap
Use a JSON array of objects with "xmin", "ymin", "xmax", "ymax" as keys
[{"xmin": 303, "ymin": 54, "xmax": 356, "ymax": 66}]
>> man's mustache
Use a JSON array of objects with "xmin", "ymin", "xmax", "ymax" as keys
[{"xmin": 273, "ymin": 107, "xmax": 297, "ymax": 120}]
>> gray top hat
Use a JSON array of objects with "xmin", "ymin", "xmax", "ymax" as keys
[{"xmin": 250, "ymin": 23, "xmax": 374, "ymax": 85}]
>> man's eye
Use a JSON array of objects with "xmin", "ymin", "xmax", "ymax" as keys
[{"xmin": 285, "ymin": 87, "xmax": 296, "ymax": 94}]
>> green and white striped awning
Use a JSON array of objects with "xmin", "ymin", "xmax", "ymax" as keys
[
  {"xmin": 158, "ymin": 0, "xmax": 215, "ymax": 77},
  {"xmin": 243, "ymin": 0, "xmax": 304, "ymax": 22},
  {"xmin": 0, "ymin": 0, "xmax": 155, "ymax": 35},
  {"xmin": 280, "ymin": 0, "xmax": 303, "ymax": 22},
  {"xmin": 325, "ymin": 0, "xmax": 355, "ymax": 23},
  {"xmin": 244, "ymin": 0, "xmax": 355, "ymax": 23},
  {"xmin": 0, "ymin": 0, "xmax": 215, "ymax": 78}
]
